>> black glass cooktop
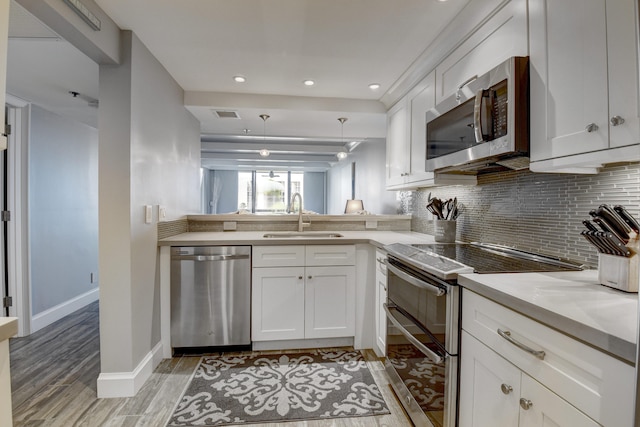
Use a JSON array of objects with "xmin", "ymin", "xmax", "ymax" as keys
[{"xmin": 384, "ymin": 242, "xmax": 584, "ymax": 278}]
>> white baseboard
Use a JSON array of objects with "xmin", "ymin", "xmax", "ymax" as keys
[
  {"xmin": 97, "ymin": 341, "xmax": 164, "ymax": 398},
  {"xmin": 252, "ymin": 337, "xmax": 354, "ymax": 352},
  {"xmin": 30, "ymin": 288, "xmax": 99, "ymax": 333}
]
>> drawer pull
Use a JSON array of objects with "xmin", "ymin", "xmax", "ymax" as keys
[
  {"xmin": 497, "ymin": 329, "xmax": 546, "ymax": 360},
  {"xmin": 519, "ymin": 398, "xmax": 533, "ymax": 410},
  {"xmin": 500, "ymin": 384, "xmax": 513, "ymax": 395}
]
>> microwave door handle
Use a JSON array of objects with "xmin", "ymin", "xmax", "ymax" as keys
[
  {"xmin": 473, "ymin": 89, "xmax": 486, "ymax": 143},
  {"xmin": 384, "ymin": 260, "xmax": 446, "ymax": 296},
  {"xmin": 384, "ymin": 303, "xmax": 444, "ymax": 365}
]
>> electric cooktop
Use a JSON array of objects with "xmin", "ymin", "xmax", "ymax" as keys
[{"xmin": 384, "ymin": 242, "xmax": 584, "ymax": 280}]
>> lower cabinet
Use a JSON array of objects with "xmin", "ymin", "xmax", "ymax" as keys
[
  {"xmin": 374, "ymin": 249, "xmax": 387, "ymax": 356},
  {"xmin": 251, "ymin": 245, "xmax": 356, "ymax": 342},
  {"xmin": 461, "ymin": 289, "xmax": 634, "ymax": 426},
  {"xmin": 460, "ymin": 331, "xmax": 599, "ymax": 427}
]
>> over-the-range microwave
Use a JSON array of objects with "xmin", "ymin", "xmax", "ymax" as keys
[{"xmin": 425, "ymin": 56, "xmax": 529, "ymax": 173}]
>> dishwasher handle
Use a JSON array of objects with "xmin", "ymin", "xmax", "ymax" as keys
[{"xmin": 172, "ymin": 254, "xmax": 250, "ymax": 262}]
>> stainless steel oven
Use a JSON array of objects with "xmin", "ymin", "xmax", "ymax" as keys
[
  {"xmin": 383, "ymin": 255, "xmax": 466, "ymax": 427},
  {"xmin": 382, "ymin": 242, "xmax": 584, "ymax": 427}
]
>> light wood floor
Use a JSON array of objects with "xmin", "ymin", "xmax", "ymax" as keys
[{"xmin": 9, "ymin": 302, "xmax": 412, "ymax": 426}]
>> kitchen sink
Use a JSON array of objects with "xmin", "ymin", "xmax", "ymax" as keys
[{"xmin": 262, "ymin": 232, "xmax": 344, "ymax": 239}]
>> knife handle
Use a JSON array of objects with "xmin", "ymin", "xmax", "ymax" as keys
[
  {"xmin": 581, "ymin": 231, "xmax": 607, "ymax": 254},
  {"xmin": 595, "ymin": 206, "xmax": 630, "ymax": 244},
  {"xmin": 592, "ymin": 217, "xmax": 628, "ymax": 244},
  {"xmin": 613, "ymin": 205, "xmax": 640, "ymax": 234},
  {"xmin": 582, "ymin": 220, "xmax": 598, "ymax": 232}
]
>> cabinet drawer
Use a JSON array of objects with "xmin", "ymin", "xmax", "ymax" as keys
[
  {"xmin": 305, "ymin": 245, "xmax": 355, "ymax": 266},
  {"xmin": 253, "ymin": 245, "xmax": 305, "ymax": 267},
  {"xmin": 462, "ymin": 290, "xmax": 634, "ymax": 426}
]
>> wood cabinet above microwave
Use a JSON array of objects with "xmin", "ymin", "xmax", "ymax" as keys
[{"xmin": 529, "ymin": 0, "xmax": 640, "ymax": 173}]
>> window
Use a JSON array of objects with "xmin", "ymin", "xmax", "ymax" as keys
[{"xmin": 236, "ymin": 171, "xmax": 305, "ymax": 214}]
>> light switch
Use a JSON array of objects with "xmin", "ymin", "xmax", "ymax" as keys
[
  {"xmin": 158, "ymin": 205, "xmax": 167, "ymax": 221},
  {"xmin": 144, "ymin": 205, "xmax": 153, "ymax": 224}
]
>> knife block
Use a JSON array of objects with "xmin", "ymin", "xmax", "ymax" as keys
[{"xmin": 598, "ymin": 237, "xmax": 639, "ymax": 292}]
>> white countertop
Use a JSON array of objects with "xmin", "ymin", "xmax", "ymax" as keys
[
  {"xmin": 0, "ymin": 317, "xmax": 18, "ymax": 342},
  {"xmin": 459, "ymin": 270, "xmax": 638, "ymax": 364},
  {"xmin": 159, "ymin": 230, "xmax": 436, "ymax": 247}
]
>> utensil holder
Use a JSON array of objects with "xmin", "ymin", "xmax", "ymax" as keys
[
  {"xmin": 434, "ymin": 220, "xmax": 456, "ymax": 243},
  {"xmin": 598, "ymin": 237, "xmax": 639, "ymax": 292}
]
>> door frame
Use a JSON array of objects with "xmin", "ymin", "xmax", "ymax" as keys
[{"xmin": 5, "ymin": 93, "xmax": 30, "ymax": 336}]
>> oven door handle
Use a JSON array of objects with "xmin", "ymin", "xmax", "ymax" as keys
[
  {"xmin": 384, "ymin": 260, "xmax": 446, "ymax": 296},
  {"xmin": 384, "ymin": 303, "xmax": 445, "ymax": 365}
]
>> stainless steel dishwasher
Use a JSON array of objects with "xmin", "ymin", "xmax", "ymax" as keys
[{"xmin": 170, "ymin": 246, "xmax": 251, "ymax": 349}]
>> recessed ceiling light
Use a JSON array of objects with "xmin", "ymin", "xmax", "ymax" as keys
[
  {"xmin": 336, "ymin": 151, "xmax": 348, "ymax": 160},
  {"xmin": 303, "ymin": 79, "xmax": 315, "ymax": 86},
  {"xmin": 234, "ymin": 75, "xmax": 246, "ymax": 83},
  {"xmin": 368, "ymin": 83, "xmax": 381, "ymax": 90}
]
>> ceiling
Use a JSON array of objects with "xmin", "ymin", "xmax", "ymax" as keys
[{"xmin": 6, "ymin": 0, "xmax": 470, "ymax": 171}]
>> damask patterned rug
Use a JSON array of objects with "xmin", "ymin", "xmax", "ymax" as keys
[{"xmin": 166, "ymin": 348, "xmax": 390, "ymax": 426}]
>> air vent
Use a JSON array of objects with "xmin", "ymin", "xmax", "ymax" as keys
[{"xmin": 213, "ymin": 110, "xmax": 241, "ymax": 119}]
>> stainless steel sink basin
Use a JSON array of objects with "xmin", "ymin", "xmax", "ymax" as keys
[{"xmin": 263, "ymin": 232, "xmax": 344, "ymax": 239}]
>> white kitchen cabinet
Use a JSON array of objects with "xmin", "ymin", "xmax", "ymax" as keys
[
  {"xmin": 386, "ymin": 72, "xmax": 475, "ymax": 190},
  {"xmin": 434, "ymin": 0, "xmax": 528, "ymax": 104},
  {"xmin": 462, "ymin": 290, "xmax": 634, "ymax": 426},
  {"xmin": 386, "ymin": 97, "xmax": 410, "ymax": 188},
  {"xmin": 529, "ymin": 0, "xmax": 640, "ymax": 172},
  {"xmin": 519, "ymin": 374, "xmax": 600, "ymax": 427},
  {"xmin": 252, "ymin": 245, "xmax": 355, "ymax": 343},
  {"xmin": 304, "ymin": 265, "xmax": 355, "ymax": 339},
  {"xmin": 252, "ymin": 266, "xmax": 306, "ymax": 341},
  {"xmin": 460, "ymin": 331, "xmax": 600, "ymax": 427},
  {"xmin": 374, "ymin": 249, "xmax": 387, "ymax": 357}
]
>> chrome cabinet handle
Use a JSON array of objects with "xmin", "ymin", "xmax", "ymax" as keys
[
  {"xmin": 520, "ymin": 398, "xmax": 533, "ymax": 410},
  {"xmin": 610, "ymin": 116, "xmax": 625, "ymax": 126},
  {"xmin": 384, "ymin": 303, "xmax": 444, "ymax": 364},
  {"xmin": 501, "ymin": 384, "xmax": 513, "ymax": 395},
  {"xmin": 497, "ymin": 329, "xmax": 546, "ymax": 360},
  {"xmin": 585, "ymin": 123, "xmax": 599, "ymax": 133}
]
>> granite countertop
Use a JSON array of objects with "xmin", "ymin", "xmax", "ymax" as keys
[
  {"xmin": 158, "ymin": 230, "xmax": 435, "ymax": 247},
  {"xmin": 0, "ymin": 317, "xmax": 18, "ymax": 342},
  {"xmin": 459, "ymin": 270, "xmax": 638, "ymax": 364}
]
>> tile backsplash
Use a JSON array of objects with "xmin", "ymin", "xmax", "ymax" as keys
[{"xmin": 402, "ymin": 162, "xmax": 640, "ymax": 268}]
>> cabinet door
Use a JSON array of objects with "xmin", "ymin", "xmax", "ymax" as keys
[
  {"xmin": 606, "ymin": 0, "xmax": 640, "ymax": 149},
  {"xmin": 386, "ymin": 99, "xmax": 409, "ymax": 188},
  {"xmin": 406, "ymin": 71, "xmax": 436, "ymax": 184},
  {"xmin": 459, "ymin": 331, "xmax": 521, "ymax": 427},
  {"xmin": 435, "ymin": 0, "xmax": 528, "ymax": 104},
  {"xmin": 374, "ymin": 251, "xmax": 387, "ymax": 356},
  {"xmin": 252, "ymin": 267, "xmax": 305, "ymax": 341},
  {"xmin": 304, "ymin": 265, "xmax": 355, "ymax": 339},
  {"xmin": 519, "ymin": 375, "xmax": 600, "ymax": 427},
  {"xmin": 530, "ymin": 0, "xmax": 609, "ymax": 161}
]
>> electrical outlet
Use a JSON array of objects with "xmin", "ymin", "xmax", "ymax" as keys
[{"xmin": 145, "ymin": 205, "xmax": 153, "ymax": 224}]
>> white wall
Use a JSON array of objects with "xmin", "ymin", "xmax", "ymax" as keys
[
  {"xmin": 98, "ymin": 31, "xmax": 200, "ymax": 379},
  {"xmin": 327, "ymin": 138, "xmax": 398, "ymax": 214},
  {"xmin": 29, "ymin": 105, "xmax": 98, "ymax": 317}
]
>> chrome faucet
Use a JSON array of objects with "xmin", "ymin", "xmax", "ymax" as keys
[{"xmin": 290, "ymin": 192, "xmax": 310, "ymax": 232}]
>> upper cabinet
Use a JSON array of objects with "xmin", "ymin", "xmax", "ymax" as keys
[
  {"xmin": 434, "ymin": 0, "xmax": 529, "ymax": 105},
  {"xmin": 529, "ymin": 0, "xmax": 640, "ymax": 172},
  {"xmin": 385, "ymin": 0, "xmax": 527, "ymax": 189}
]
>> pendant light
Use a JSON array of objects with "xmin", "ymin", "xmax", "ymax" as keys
[
  {"xmin": 336, "ymin": 117, "xmax": 348, "ymax": 160},
  {"xmin": 259, "ymin": 114, "xmax": 270, "ymax": 157}
]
